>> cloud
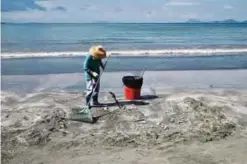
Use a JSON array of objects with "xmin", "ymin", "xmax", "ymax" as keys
[
  {"xmin": 224, "ymin": 5, "xmax": 234, "ymax": 10},
  {"xmin": 1, "ymin": 0, "xmax": 247, "ymax": 23},
  {"xmin": 114, "ymin": 6, "xmax": 123, "ymax": 13},
  {"xmin": 2, "ymin": 9, "xmax": 46, "ymax": 22},
  {"xmin": 180, "ymin": 13, "xmax": 198, "ymax": 19},
  {"xmin": 1, "ymin": 0, "xmax": 111, "ymax": 23},
  {"xmin": 35, "ymin": 0, "xmax": 61, "ymax": 11},
  {"xmin": 52, "ymin": 6, "xmax": 67, "ymax": 12},
  {"xmin": 35, "ymin": 0, "xmax": 94, "ymax": 12},
  {"xmin": 145, "ymin": 11, "xmax": 152, "ymax": 18},
  {"xmin": 145, "ymin": 11, "xmax": 158, "ymax": 19},
  {"xmin": 80, "ymin": 4, "xmax": 94, "ymax": 11},
  {"xmin": 164, "ymin": 1, "xmax": 200, "ymax": 7},
  {"xmin": 1, "ymin": 0, "xmax": 46, "ymax": 12}
]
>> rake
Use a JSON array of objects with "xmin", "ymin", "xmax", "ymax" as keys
[{"xmin": 69, "ymin": 54, "xmax": 111, "ymax": 123}]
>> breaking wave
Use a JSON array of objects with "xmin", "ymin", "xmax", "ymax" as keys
[{"xmin": 1, "ymin": 48, "xmax": 247, "ymax": 59}]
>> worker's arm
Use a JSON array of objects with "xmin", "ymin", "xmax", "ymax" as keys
[{"xmin": 84, "ymin": 56, "xmax": 98, "ymax": 79}]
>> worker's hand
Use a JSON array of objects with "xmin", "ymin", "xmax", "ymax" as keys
[
  {"xmin": 91, "ymin": 72, "xmax": 99, "ymax": 78},
  {"xmin": 92, "ymin": 79, "xmax": 96, "ymax": 85}
]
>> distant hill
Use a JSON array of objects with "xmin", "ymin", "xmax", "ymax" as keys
[
  {"xmin": 211, "ymin": 19, "xmax": 238, "ymax": 23},
  {"xmin": 186, "ymin": 19, "xmax": 247, "ymax": 23},
  {"xmin": 2, "ymin": 19, "xmax": 247, "ymax": 24}
]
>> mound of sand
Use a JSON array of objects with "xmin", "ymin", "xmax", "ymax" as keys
[
  {"xmin": 80, "ymin": 97, "xmax": 237, "ymax": 148},
  {"xmin": 1, "ymin": 90, "xmax": 247, "ymax": 164}
]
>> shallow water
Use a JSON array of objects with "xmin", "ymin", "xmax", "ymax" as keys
[{"xmin": 2, "ymin": 55, "xmax": 247, "ymax": 75}]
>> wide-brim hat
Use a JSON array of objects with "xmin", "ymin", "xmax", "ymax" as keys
[{"xmin": 89, "ymin": 45, "xmax": 107, "ymax": 59}]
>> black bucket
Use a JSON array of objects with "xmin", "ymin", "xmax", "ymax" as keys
[{"xmin": 122, "ymin": 76, "xmax": 143, "ymax": 89}]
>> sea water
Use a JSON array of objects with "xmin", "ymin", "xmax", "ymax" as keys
[
  {"xmin": 1, "ymin": 23, "xmax": 247, "ymax": 92},
  {"xmin": 1, "ymin": 23, "xmax": 247, "ymax": 74},
  {"xmin": 2, "ymin": 23, "xmax": 247, "ymax": 53}
]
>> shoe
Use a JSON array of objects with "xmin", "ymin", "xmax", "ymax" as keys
[{"xmin": 92, "ymin": 101, "xmax": 101, "ymax": 106}]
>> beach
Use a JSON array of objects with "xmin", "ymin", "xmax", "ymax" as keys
[
  {"xmin": 1, "ymin": 88, "xmax": 247, "ymax": 164},
  {"xmin": 2, "ymin": 70, "xmax": 247, "ymax": 164},
  {"xmin": 2, "ymin": 22, "xmax": 247, "ymax": 163}
]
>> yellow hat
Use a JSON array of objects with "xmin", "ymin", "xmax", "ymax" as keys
[{"xmin": 89, "ymin": 45, "xmax": 106, "ymax": 59}]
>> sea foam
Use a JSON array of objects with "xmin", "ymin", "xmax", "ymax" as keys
[{"xmin": 1, "ymin": 48, "xmax": 247, "ymax": 59}]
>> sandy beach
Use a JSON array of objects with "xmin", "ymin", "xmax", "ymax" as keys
[
  {"xmin": 2, "ymin": 70, "xmax": 247, "ymax": 93},
  {"xmin": 1, "ymin": 70, "xmax": 247, "ymax": 164}
]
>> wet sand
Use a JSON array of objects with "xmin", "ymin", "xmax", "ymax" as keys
[
  {"xmin": 2, "ymin": 70, "xmax": 247, "ymax": 93},
  {"xmin": 1, "ymin": 88, "xmax": 247, "ymax": 164}
]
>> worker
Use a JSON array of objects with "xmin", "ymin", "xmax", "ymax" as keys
[{"xmin": 83, "ymin": 45, "xmax": 107, "ymax": 107}]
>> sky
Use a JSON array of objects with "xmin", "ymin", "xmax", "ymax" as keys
[{"xmin": 1, "ymin": 0, "xmax": 247, "ymax": 23}]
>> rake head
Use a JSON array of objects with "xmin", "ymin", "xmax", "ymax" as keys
[{"xmin": 69, "ymin": 106, "xmax": 94, "ymax": 123}]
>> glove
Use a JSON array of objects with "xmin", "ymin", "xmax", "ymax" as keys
[
  {"xmin": 91, "ymin": 72, "xmax": 99, "ymax": 78},
  {"xmin": 92, "ymin": 79, "xmax": 96, "ymax": 85}
]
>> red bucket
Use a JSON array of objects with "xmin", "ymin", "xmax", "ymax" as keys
[{"xmin": 124, "ymin": 87, "xmax": 141, "ymax": 100}]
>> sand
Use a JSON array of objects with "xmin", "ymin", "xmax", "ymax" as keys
[
  {"xmin": 2, "ymin": 70, "xmax": 247, "ymax": 93},
  {"xmin": 1, "ymin": 88, "xmax": 247, "ymax": 164}
]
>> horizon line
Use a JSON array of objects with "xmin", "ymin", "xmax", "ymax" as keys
[{"xmin": 2, "ymin": 21, "xmax": 247, "ymax": 24}]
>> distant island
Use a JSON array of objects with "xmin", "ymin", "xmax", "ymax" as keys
[
  {"xmin": 1, "ymin": 19, "xmax": 247, "ymax": 24},
  {"xmin": 186, "ymin": 19, "xmax": 247, "ymax": 23}
]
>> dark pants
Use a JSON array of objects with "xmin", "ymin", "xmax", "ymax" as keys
[{"xmin": 85, "ymin": 78, "xmax": 100, "ymax": 106}]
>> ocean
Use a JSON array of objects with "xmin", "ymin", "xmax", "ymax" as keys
[
  {"xmin": 1, "ymin": 23, "xmax": 247, "ymax": 75},
  {"xmin": 2, "ymin": 23, "xmax": 247, "ymax": 53}
]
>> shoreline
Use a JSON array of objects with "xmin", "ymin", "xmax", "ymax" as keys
[
  {"xmin": 2, "ymin": 55, "xmax": 247, "ymax": 76},
  {"xmin": 2, "ymin": 70, "xmax": 247, "ymax": 94}
]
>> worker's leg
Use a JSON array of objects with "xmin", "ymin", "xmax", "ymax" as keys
[
  {"xmin": 85, "ymin": 80, "xmax": 93, "ymax": 107},
  {"xmin": 92, "ymin": 78, "xmax": 100, "ymax": 105}
]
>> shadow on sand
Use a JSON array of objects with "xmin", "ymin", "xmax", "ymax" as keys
[
  {"xmin": 94, "ymin": 94, "xmax": 159, "ymax": 107},
  {"xmin": 69, "ymin": 94, "xmax": 158, "ymax": 124},
  {"xmin": 91, "ymin": 94, "xmax": 158, "ymax": 123}
]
